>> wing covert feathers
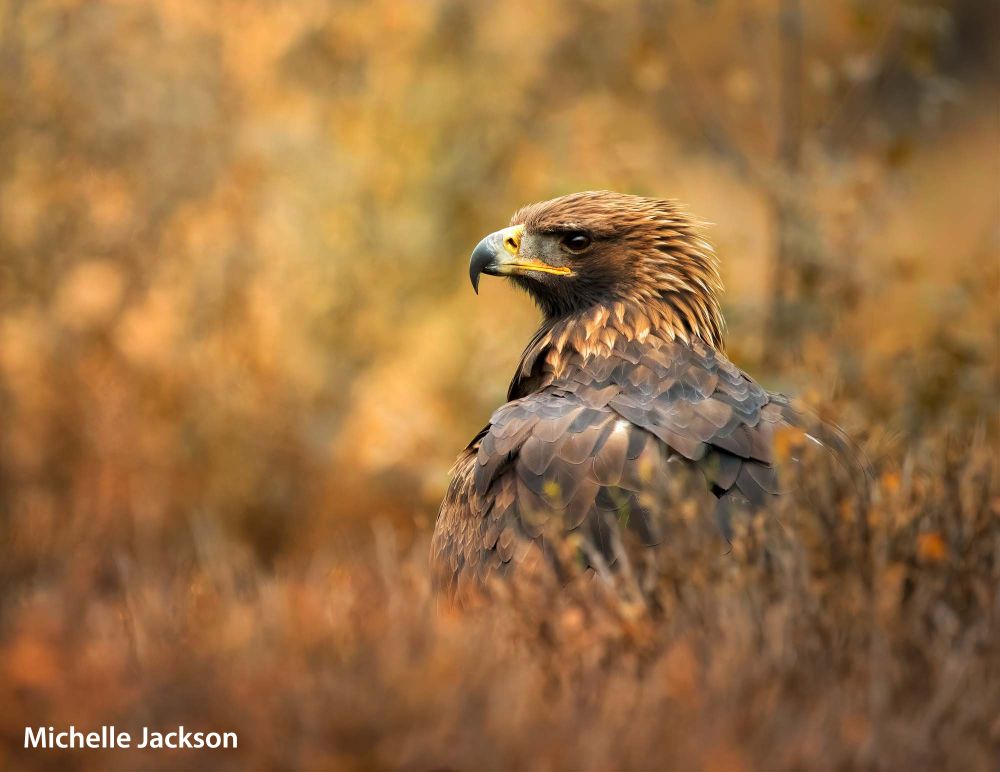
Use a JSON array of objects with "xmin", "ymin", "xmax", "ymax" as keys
[{"xmin": 432, "ymin": 330, "xmax": 848, "ymax": 596}]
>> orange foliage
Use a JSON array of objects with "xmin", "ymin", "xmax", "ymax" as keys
[{"xmin": 0, "ymin": 1, "xmax": 997, "ymax": 769}]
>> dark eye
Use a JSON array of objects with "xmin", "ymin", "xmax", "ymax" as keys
[{"xmin": 561, "ymin": 232, "xmax": 591, "ymax": 252}]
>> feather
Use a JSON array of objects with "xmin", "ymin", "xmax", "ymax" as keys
[
  {"xmin": 591, "ymin": 423, "xmax": 630, "ymax": 486},
  {"xmin": 519, "ymin": 435, "xmax": 556, "ymax": 476}
]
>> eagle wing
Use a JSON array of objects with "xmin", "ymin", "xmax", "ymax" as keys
[{"xmin": 432, "ymin": 335, "xmax": 798, "ymax": 594}]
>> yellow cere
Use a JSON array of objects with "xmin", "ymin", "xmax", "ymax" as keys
[{"xmin": 500, "ymin": 224, "xmax": 524, "ymax": 255}]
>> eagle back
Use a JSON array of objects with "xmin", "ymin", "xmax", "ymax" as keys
[{"xmin": 431, "ymin": 324, "xmax": 797, "ymax": 594}]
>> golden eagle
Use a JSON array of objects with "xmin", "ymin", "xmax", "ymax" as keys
[{"xmin": 432, "ymin": 191, "xmax": 848, "ymax": 596}]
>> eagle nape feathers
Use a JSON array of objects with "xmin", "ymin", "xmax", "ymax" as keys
[{"xmin": 431, "ymin": 190, "xmax": 859, "ymax": 600}]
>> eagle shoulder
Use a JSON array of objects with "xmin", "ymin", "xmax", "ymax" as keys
[{"xmin": 431, "ymin": 331, "xmax": 791, "ymax": 593}]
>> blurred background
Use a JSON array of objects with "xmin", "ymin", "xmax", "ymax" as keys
[
  {"xmin": 0, "ymin": 1, "xmax": 997, "ymax": 768},
  {"xmin": 2, "ymin": 0, "xmax": 995, "ymax": 563}
]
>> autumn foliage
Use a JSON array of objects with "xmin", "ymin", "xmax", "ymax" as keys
[{"xmin": 0, "ymin": 1, "xmax": 997, "ymax": 770}]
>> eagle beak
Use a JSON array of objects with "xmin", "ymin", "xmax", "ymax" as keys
[
  {"xmin": 469, "ymin": 225, "xmax": 523, "ymax": 294},
  {"xmin": 468, "ymin": 224, "xmax": 571, "ymax": 293}
]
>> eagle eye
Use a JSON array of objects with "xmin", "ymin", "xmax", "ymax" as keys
[{"xmin": 561, "ymin": 232, "xmax": 592, "ymax": 253}]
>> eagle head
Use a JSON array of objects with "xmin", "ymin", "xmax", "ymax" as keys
[{"xmin": 469, "ymin": 191, "xmax": 725, "ymax": 349}]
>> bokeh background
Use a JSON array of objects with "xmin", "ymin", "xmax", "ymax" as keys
[{"xmin": 0, "ymin": 1, "xmax": 997, "ymax": 770}]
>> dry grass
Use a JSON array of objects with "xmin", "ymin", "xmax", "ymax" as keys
[{"xmin": 2, "ymin": 422, "xmax": 998, "ymax": 771}]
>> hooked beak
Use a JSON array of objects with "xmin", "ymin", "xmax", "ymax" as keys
[{"xmin": 468, "ymin": 224, "xmax": 572, "ymax": 293}]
